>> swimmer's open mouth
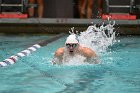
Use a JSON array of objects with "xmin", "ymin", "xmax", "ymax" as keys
[{"xmin": 70, "ymin": 50, "xmax": 73, "ymax": 52}]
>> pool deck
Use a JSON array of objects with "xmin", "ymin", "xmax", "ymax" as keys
[{"xmin": 0, "ymin": 18, "xmax": 140, "ymax": 35}]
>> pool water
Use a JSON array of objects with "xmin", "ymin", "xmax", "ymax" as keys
[{"xmin": 0, "ymin": 34, "xmax": 140, "ymax": 93}]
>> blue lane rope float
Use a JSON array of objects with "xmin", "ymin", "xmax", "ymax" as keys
[{"xmin": 0, "ymin": 33, "xmax": 66, "ymax": 67}]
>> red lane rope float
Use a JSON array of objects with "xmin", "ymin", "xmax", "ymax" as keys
[{"xmin": 0, "ymin": 33, "xmax": 66, "ymax": 67}]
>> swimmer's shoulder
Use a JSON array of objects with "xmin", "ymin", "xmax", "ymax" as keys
[
  {"xmin": 55, "ymin": 47, "xmax": 65, "ymax": 57},
  {"xmin": 79, "ymin": 46, "xmax": 97, "ymax": 57}
]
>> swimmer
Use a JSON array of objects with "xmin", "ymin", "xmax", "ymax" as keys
[{"xmin": 52, "ymin": 34, "xmax": 99, "ymax": 65}]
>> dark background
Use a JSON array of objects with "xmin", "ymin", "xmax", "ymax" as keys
[{"xmin": 0, "ymin": 0, "xmax": 140, "ymax": 18}]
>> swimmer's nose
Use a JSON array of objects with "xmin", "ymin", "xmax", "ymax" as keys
[{"xmin": 69, "ymin": 46, "xmax": 74, "ymax": 49}]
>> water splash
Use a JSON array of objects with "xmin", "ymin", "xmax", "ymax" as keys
[{"xmin": 70, "ymin": 21, "xmax": 117, "ymax": 54}]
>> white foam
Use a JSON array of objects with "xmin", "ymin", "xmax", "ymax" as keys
[{"xmin": 62, "ymin": 54, "xmax": 86, "ymax": 66}]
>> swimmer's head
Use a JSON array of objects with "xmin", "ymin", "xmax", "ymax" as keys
[
  {"xmin": 65, "ymin": 34, "xmax": 79, "ymax": 54},
  {"xmin": 65, "ymin": 34, "xmax": 79, "ymax": 44}
]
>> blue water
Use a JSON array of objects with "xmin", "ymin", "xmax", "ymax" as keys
[{"xmin": 0, "ymin": 35, "xmax": 140, "ymax": 93}]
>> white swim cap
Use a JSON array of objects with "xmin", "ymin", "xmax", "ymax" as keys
[{"xmin": 65, "ymin": 34, "xmax": 79, "ymax": 44}]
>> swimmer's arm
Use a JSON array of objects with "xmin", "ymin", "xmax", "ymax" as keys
[
  {"xmin": 89, "ymin": 53, "xmax": 100, "ymax": 64},
  {"xmin": 52, "ymin": 55, "xmax": 63, "ymax": 65},
  {"xmin": 52, "ymin": 47, "xmax": 64, "ymax": 65},
  {"xmin": 52, "ymin": 57, "xmax": 61, "ymax": 65},
  {"xmin": 84, "ymin": 48, "xmax": 100, "ymax": 64},
  {"xmin": 87, "ymin": 56, "xmax": 100, "ymax": 64}
]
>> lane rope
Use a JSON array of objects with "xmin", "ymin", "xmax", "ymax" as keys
[{"xmin": 0, "ymin": 33, "xmax": 66, "ymax": 67}]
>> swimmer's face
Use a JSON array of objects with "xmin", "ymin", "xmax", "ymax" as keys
[{"xmin": 65, "ymin": 43, "xmax": 79, "ymax": 53}]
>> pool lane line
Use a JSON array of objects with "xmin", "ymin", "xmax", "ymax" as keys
[{"xmin": 0, "ymin": 33, "xmax": 66, "ymax": 67}]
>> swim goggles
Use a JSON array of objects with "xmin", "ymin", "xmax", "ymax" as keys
[{"xmin": 65, "ymin": 43, "xmax": 78, "ymax": 48}]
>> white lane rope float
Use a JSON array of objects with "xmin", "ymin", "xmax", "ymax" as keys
[{"xmin": 0, "ymin": 33, "xmax": 66, "ymax": 67}]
